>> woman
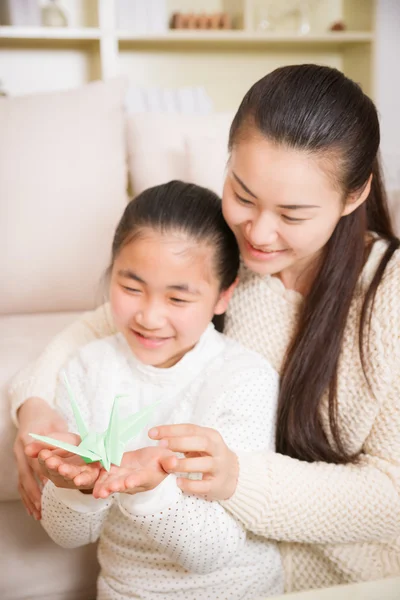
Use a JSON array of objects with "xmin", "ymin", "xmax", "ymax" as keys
[{"xmin": 11, "ymin": 64, "xmax": 400, "ymax": 593}]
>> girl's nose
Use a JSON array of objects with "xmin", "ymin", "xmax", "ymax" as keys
[{"xmin": 135, "ymin": 303, "xmax": 166, "ymax": 330}]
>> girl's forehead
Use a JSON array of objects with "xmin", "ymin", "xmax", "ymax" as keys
[{"xmin": 115, "ymin": 232, "xmax": 217, "ymax": 287}]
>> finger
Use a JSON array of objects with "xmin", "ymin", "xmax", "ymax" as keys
[
  {"xmin": 149, "ymin": 424, "xmax": 208, "ymax": 440},
  {"xmin": 18, "ymin": 483, "xmax": 36, "ymax": 517},
  {"xmin": 163, "ymin": 456, "xmax": 215, "ymax": 474},
  {"xmin": 58, "ymin": 462, "xmax": 86, "ymax": 479},
  {"xmin": 176, "ymin": 477, "xmax": 213, "ymax": 496},
  {"xmin": 15, "ymin": 448, "xmax": 43, "ymax": 512},
  {"xmin": 74, "ymin": 469, "xmax": 100, "ymax": 488},
  {"xmin": 92, "ymin": 470, "xmax": 110, "ymax": 497},
  {"xmin": 159, "ymin": 436, "xmax": 214, "ymax": 455}
]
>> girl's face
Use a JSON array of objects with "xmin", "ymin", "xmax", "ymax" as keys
[
  {"xmin": 222, "ymin": 136, "xmax": 366, "ymax": 291},
  {"xmin": 110, "ymin": 229, "xmax": 235, "ymax": 368}
]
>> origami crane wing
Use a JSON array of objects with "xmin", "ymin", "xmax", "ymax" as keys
[
  {"xmin": 104, "ymin": 397, "xmax": 160, "ymax": 468},
  {"xmin": 29, "ymin": 374, "xmax": 161, "ymax": 471},
  {"xmin": 28, "ymin": 433, "xmax": 100, "ymax": 462},
  {"xmin": 62, "ymin": 372, "xmax": 88, "ymax": 439}
]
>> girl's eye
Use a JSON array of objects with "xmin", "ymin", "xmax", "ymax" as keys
[
  {"xmin": 171, "ymin": 298, "xmax": 188, "ymax": 304},
  {"xmin": 235, "ymin": 193, "xmax": 254, "ymax": 206}
]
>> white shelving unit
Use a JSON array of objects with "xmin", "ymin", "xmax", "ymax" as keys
[{"xmin": 0, "ymin": 0, "xmax": 376, "ymax": 109}]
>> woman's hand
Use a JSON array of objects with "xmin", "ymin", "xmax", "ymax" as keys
[
  {"xmin": 13, "ymin": 397, "xmax": 68, "ymax": 519},
  {"xmin": 148, "ymin": 424, "xmax": 239, "ymax": 501},
  {"xmin": 26, "ymin": 433, "xmax": 101, "ymax": 493},
  {"xmin": 93, "ymin": 446, "xmax": 174, "ymax": 499}
]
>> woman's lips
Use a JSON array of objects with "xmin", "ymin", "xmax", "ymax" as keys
[{"xmin": 244, "ymin": 238, "xmax": 287, "ymax": 261}]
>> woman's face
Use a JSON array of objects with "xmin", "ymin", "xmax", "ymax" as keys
[{"xmin": 222, "ymin": 136, "xmax": 347, "ymax": 288}]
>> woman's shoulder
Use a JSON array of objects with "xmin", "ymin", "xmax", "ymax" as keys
[
  {"xmin": 362, "ymin": 236, "xmax": 400, "ymax": 285},
  {"xmin": 361, "ymin": 237, "xmax": 400, "ymax": 354}
]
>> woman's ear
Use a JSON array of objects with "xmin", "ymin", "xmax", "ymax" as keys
[
  {"xmin": 342, "ymin": 174, "xmax": 372, "ymax": 217},
  {"xmin": 214, "ymin": 278, "xmax": 239, "ymax": 315}
]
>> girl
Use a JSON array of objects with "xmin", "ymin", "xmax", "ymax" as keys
[
  {"xmin": 25, "ymin": 180, "xmax": 283, "ymax": 600},
  {"xmin": 12, "ymin": 64, "xmax": 400, "ymax": 593}
]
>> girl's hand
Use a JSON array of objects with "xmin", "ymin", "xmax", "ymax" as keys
[
  {"xmin": 93, "ymin": 446, "xmax": 174, "ymax": 499},
  {"xmin": 148, "ymin": 424, "xmax": 239, "ymax": 501},
  {"xmin": 14, "ymin": 398, "xmax": 68, "ymax": 519},
  {"xmin": 28, "ymin": 434, "xmax": 101, "ymax": 492}
]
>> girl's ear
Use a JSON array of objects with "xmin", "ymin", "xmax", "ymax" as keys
[
  {"xmin": 342, "ymin": 174, "xmax": 372, "ymax": 217},
  {"xmin": 214, "ymin": 278, "xmax": 239, "ymax": 315}
]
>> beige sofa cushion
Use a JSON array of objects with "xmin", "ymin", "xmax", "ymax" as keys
[
  {"xmin": 126, "ymin": 112, "xmax": 233, "ymax": 195},
  {"xmin": 0, "ymin": 79, "xmax": 128, "ymax": 315},
  {"xmin": 0, "ymin": 312, "xmax": 83, "ymax": 502},
  {"xmin": 1, "ymin": 499, "xmax": 98, "ymax": 599}
]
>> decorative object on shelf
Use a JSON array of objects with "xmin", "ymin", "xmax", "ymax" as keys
[
  {"xmin": 254, "ymin": 0, "xmax": 320, "ymax": 36},
  {"xmin": 0, "ymin": 0, "xmax": 40, "ymax": 26},
  {"xmin": 170, "ymin": 12, "xmax": 232, "ymax": 30},
  {"xmin": 41, "ymin": 0, "xmax": 68, "ymax": 27},
  {"xmin": 117, "ymin": 0, "xmax": 168, "ymax": 34},
  {"xmin": 330, "ymin": 21, "xmax": 347, "ymax": 31}
]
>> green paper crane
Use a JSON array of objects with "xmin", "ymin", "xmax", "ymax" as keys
[{"xmin": 29, "ymin": 372, "xmax": 159, "ymax": 471}]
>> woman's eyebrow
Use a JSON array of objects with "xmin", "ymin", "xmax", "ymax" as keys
[
  {"xmin": 277, "ymin": 204, "xmax": 320, "ymax": 210},
  {"xmin": 232, "ymin": 172, "xmax": 258, "ymax": 198}
]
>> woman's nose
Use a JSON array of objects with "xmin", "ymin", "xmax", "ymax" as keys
[{"xmin": 247, "ymin": 214, "xmax": 278, "ymax": 247}]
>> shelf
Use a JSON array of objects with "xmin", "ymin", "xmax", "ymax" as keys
[
  {"xmin": 117, "ymin": 30, "xmax": 374, "ymax": 46},
  {"xmin": 0, "ymin": 27, "xmax": 101, "ymax": 41}
]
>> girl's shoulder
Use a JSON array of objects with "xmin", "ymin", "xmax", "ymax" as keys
[
  {"xmin": 215, "ymin": 330, "xmax": 279, "ymax": 381},
  {"xmin": 63, "ymin": 332, "xmax": 125, "ymax": 375}
]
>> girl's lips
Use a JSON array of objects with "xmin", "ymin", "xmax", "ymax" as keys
[
  {"xmin": 244, "ymin": 238, "xmax": 287, "ymax": 261},
  {"xmin": 131, "ymin": 330, "xmax": 172, "ymax": 349}
]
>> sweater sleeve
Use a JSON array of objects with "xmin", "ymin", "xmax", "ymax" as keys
[
  {"xmin": 118, "ymin": 364, "xmax": 280, "ymax": 575},
  {"xmin": 41, "ymin": 481, "xmax": 112, "ymax": 548},
  {"xmin": 39, "ymin": 346, "xmax": 118, "ymax": 548},
  {"xmin": 222, "ymin": 257, "xmax": 400, "ymax": 545},
  {"xmin": 9, "ymin": 303, "xmax": 115, "ymax": 425}
]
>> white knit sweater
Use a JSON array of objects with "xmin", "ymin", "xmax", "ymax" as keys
[
  {"xmin": 38, "ymin": 325, "xmax": 283, "ymax": 600},
  {"xmin": 9, "ymin": 238, "xmax": 400, "ymax": 593}
]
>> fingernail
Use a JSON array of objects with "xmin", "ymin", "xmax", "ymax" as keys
[
  {"xmin": 35, "ymin": 502, "xmax": 41, "ymax": 511},
  {"xmin": 148, "ymin": 428, "xmax": 158, "ymax": 438},
  {"xmin": 159, "ymin": 439, "xmax": 168, "ymax": 448}
]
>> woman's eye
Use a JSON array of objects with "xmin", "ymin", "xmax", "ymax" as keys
[
  {"xmin": 235, "ymin": 193, "xmax": 254, "ymax": 206},
  {"xmin": 282, "ymin": 215, "xmax": 305, "ymax": 223},
  {"xmin": 123, "ymin": 286, "xmax": 141, "ymax": 293}
]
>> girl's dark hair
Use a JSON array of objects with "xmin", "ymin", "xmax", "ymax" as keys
[
  {"xmin": 229, "ymin": 64, "xmax": 399, "ymax": 464},
  {"xmin": 110, "ymin": 180, "xmax": 239, "ymax": 331}
]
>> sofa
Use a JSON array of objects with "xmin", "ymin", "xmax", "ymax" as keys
[
  {"xmin": 1, "ymin": 79, "xmax": 399, "ymax": 600},
  {"xmin": 0, "ymin": 78, "xmax": 234, "ymax": 600}
]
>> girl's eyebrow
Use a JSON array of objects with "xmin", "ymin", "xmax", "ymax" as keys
[
  {"xmin": 168, "ymin": 284, "xmax": 201, "ymax": 295},
  {"xmin": 117, "ymin": 270, "xmax": 200, "ymax": 295},
  {"xmin": 118, "ymin": 269, "xmax": 145, "ymax": 283},
  {"xmin": 232, "ymin": 172, "xmax": 258, "ymax": 198}
]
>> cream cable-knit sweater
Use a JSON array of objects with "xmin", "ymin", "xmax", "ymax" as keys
[
  {"xmin": 39, "ymin": 326, "xmax": 283, "ymax": 599},
  {"xmin": 9, "ymin": 238, "xmax": 400, "ymax": 593}
]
